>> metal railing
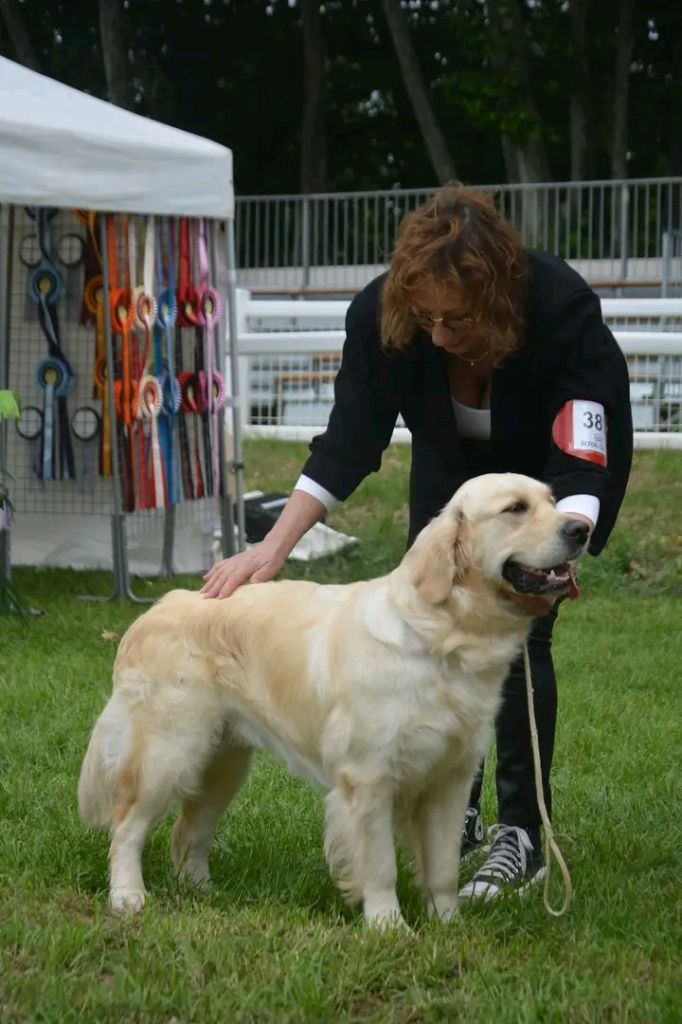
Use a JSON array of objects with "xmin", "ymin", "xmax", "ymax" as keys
[
  {"xmin": 662, "ymin": 229, "xmax": 682, "ymax": 297},
  {"xmin": 230, "ymin": 291, "xmax": 682, "ymax": 448},
  {"xmin": 235, "ymin": 178, "xmax": 682, "ymax": 293}
]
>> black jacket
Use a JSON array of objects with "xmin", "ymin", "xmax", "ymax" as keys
[{"xmin": 302, "ymin": 251, "xmax": 633, "ymax": 554}]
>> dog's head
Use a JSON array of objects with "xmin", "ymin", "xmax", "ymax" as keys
[{"xmin": 405, "ymin": 473, "xmax": 589, "ymax": 612}]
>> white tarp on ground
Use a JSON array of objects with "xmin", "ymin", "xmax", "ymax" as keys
[
  {"xmin": 10, "ymin": 513, "xmax": 356, "ymax": 576},
  {"xmin": 11, "ymin": 513, "xmax": 214, "ymax": 575},
  {"xmin": 0, "ymin": 57, "xmax": 233, "ymax": 219}
]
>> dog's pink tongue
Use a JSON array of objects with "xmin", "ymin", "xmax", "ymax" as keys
[{"xmin": 568, "ymin": 564, "xmax": 581, "ymax": 600}]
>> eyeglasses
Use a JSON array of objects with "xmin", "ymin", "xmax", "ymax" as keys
[{"xmin": 412, "ymin": 310, "xmax": 474, "ymax": 331}]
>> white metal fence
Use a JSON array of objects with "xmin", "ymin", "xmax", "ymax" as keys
[
  {"xmin": 236, "ymin": 178, "xmax": 682, "ymax": 293},
  {"xmin": 231, "ymin": 291, "xmax": 682, "ymax": 449},
  {"xmin": 662, "ymin": 229, "xmax": 682, "ymax": 297}
]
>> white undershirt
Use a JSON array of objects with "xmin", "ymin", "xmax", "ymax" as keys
[
  {"xmin": 452, "ymin": 397, "xmax": 492, "ymax": 441},
  {"xmin": 294, "ymin": 395, "xmax": 601, "ymax": 526}
]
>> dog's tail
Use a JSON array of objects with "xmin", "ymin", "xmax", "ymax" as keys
[{"xmin": 78, "ymin": 692, "xmax": 133, "ymax": 829}]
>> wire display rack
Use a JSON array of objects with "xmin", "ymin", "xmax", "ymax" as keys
[{"xmin": 1, "ymin": 205, "xmax": 237, "ymax": 601}]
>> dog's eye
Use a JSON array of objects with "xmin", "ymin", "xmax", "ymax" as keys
[{"xmin": 503, "ymin": 501, "xmax": 528, "ymax": 514}]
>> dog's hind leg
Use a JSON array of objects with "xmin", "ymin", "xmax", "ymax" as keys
[
  {"xmin": 109, "ymin": 785, "xmax": 172, "ymax": 915},
  {"xmin": 171, "ymin": 743, "xmax": 252, "ymax": 886},
  {"xmin": 107, "ymin": 728, "xmax": 203, "ymax": 914}
]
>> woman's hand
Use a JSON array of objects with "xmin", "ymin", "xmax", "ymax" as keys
[
  {"xmin": 201, "ymin": 539, "xmax": 287, "ymax": 600},
  {"xmin": 201, "ymin": 488, "xmax": 329, "ymax": 600}
]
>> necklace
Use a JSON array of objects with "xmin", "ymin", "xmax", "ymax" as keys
[{"xmin": 451, "ymin": 348, "xmax": 490, "ymax": 368}]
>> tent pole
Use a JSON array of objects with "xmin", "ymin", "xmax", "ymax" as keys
[
  {"xmin": 0, "ymin": 206, "xmax": 14, "ymax": 589},
  {"xmin": 160, "ymin": 503, "xmax": 175, "ymax": 575},
  {"xmin": 224, "ymin": 219, "xmax": 246, "ymax": 552},
  {"xmin": 92, "ymin": 213, "xmax": 127, "ymax": 601},
  {"xmin": 208, "ymin": 220, "xmax": 235, "ymax": 558},
  {"xmin": 0, "ymin": 205, "xmax": 41, "ymax": 616}
]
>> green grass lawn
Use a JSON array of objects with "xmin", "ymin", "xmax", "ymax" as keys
[{"xmin": 1, "ymin": 444, "xmax": 681, "ymax": 1023}]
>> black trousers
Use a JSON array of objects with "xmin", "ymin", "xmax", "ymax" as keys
[{"xmin": 467, "ymin": 605, "xmax": 559, "ymax": 828}]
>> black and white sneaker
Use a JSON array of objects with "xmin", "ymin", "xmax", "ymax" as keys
[
  {"xmin": 458, "ymin": 824, "xmax": 545, "ymax": 900},
  {"xmin": 460, "ymin": 806, "xmax": 486, "ymax": 862}
]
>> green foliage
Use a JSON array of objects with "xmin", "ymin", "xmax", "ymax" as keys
[
  {"xmin": 0, "ymin": 390, "xmax": 21, "ymax": 421},
  {"xmin": 7, "ymin": 0, "xmax": 682, "ymax": 192}
]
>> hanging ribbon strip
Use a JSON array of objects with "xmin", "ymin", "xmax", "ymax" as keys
[
  {"xmin": 35, "ymin": 356, "xmax": 71, "ymax": 480},
  {"xmin": 71, "ymin": 405, "xmax": 101, "ymax": 494},
  {"xmin": 129, "ymin": 217, "xmax": 156, "ymax": 510},
  {"xmin": 23, "ymin": 212, "xmax": 85, "ymax": 323},
  {"xmin": 138, "ymin": 375, "xmax": 166, "ymax": 509},
  {"xmin": 84, "ymin": 276, "xmax": 112, "ymax": 476},
  {"xmin": 175, "ymin": 328, "xmax": 195, "ymax": 502},
  {"xmin": 107, "ymin": 215, "xmax": 136, "ymax": 512},
  {"xmin": 178, "ymin": 217, "xmax": 214, "ymax": 496},
  {"xmin": 26, "ymin": 207, "xmax": 76, "ymax": 480},
  {"xmin": 0, "ymin": 485, "xmax": 9, "ymax": 531},
  {"xmin": 77, "ymin": 211, "xmax": 103, "ymax": 375},
  {"xmin": 155, "ymin": 219, "xmax": 181, "ymax": 506},
  {"xmin": 15, "ymin": 406, "xmax": 44, "ymax": 488},
  {"xmin": 78, "ymin": 210, "xmax": 110, "ymax": 485},
  {"xmin": 179, "ymin": 370, "xmax": 205, "ymax": 499},
  {"xmin": 177, "ymin": 217, "xmax": 201, "ymax": 329},
  {"xmin": 93, "ymin": 354, "xmax": 113, "ymax": 478}
]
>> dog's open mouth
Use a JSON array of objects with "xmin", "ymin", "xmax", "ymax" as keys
[{"xmin": 502, "ymin": 560, "xmax": 580, "ymax": 600}]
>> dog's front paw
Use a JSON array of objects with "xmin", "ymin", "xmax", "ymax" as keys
[
  {"xmin": 364, "ymin": 906, "xmax": 411, "ymax": 932},
  {"xmin": 110, "ymin": 887, "xmax": 146, "ymax": 915},
  {"xmin": 427, "ymin": 892, "xmax": 459, "ymax": 922}
]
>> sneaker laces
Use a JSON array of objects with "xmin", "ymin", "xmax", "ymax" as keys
[
  {"xmin": 475, "ymin": 824, "xmax": 534, "ymax": 884},
  {"xmin": 463, "ymin": 806, "xmax": 485, "ymax": 842},
  {"xmin": 463, "ymin": 806, "xmax": 479, "ymax": 829}
]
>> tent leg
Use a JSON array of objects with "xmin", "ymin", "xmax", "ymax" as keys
[
  {"xmin": 223, "ymin": 219, "xmax": 246, "ymax": 552},
  {"xmin": 208, "ymin": 220, "xmax": 236, "ymax": 559},
  {"xmin": 160, "ymin": 505, "xmax": 175, "ymax": 576},
  {"xmin": 0, "ymin": 206, "xmax": 42, "ymax": 616},
  {"xmin": 0, "ymin": 206, "xmax": 12, "ymax": 590}
]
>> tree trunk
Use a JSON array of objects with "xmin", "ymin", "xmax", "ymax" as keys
[
  {"xmin": 488, "ymin": 0, "xmax": 550, "ymax": 185},
  {"xmin": 97, "ymin": 0, "xmax": 130, "ymax": 109},
  {"xmin": 610, "ymin": 0, "xmax": 635, "ymax": 180},
  {"xmin": 500, "ymin": 134, "xmax": 520, "ymax": 183},
  {"xmin": 379, "ymin": 0, "xmax": 457, "ymax": 184},
  {"xmin": 569, "ymin": 0, "xmax": 590, "ymax": 181},
  {"xmin": 0, "ymin": 0, "xmax": 41, "ymax": 71},
  {"xmin": 670, "ymin": 24, "xmax": 682, "ymax": 176},
  {"xmin": 300, "ymin": 0, "xmax": 327, "ymax": 194}
]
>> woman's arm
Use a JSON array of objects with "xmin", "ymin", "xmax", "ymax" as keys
[
  {"xmin": 538, "ymin": 289, "xmax": 633, "ymax": 553},
  {"xmin": 201, "ymin": 489, "xmax": 327, "ymax": 599}
]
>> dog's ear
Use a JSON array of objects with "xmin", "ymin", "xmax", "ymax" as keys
[{"xmin": 408, "ymin": 511, "xmax": 470, "ymax": 604}]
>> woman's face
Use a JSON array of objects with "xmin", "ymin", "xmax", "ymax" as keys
[{"xmin": 410, "ymin": 282, "xmax": 489, "ymax": 359}]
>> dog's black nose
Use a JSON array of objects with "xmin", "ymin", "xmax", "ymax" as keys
[{"xmin": 561, "ymin": 519, "xmax": 590, "ymax": 546}]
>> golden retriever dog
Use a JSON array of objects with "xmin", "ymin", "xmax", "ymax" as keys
[{"xmin": 78, "ymin": 473, "xmax": 587, "ymax": 927}]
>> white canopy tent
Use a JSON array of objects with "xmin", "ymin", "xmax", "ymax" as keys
[
  {"xmin": 0, "ymin": 58, "xmax": 245, "ymax": 598},
  {"xmin": 0, "ymin": 57, "xmax": 234, "ymax": 218}
]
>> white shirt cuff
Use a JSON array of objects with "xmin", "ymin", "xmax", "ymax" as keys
[
  {"xmin": 294, "ymin": 474, "xmax": 340, "ymax": 512},
  {"xmin": 556, "ymin": 494, "xmax": 600, "ymax": 527}
]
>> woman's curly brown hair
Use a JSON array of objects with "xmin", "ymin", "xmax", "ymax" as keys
[{"xmin": 381, "ymin": 185, "xmax": 528, "ymax": 364}]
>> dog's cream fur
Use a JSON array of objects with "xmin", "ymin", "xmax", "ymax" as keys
[{"xmin": 79, "ymin": 473, "xmax": 583, "ymax": 927}]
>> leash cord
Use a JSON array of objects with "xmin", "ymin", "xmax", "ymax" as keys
[{"xmin": 523, "ymin": 640, "xmax": 573, "ymax": 917}]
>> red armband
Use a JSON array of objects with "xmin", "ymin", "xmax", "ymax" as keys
[{"xmin": 552, "ymin": 400, "xmax": 607, "ymax": 466}]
